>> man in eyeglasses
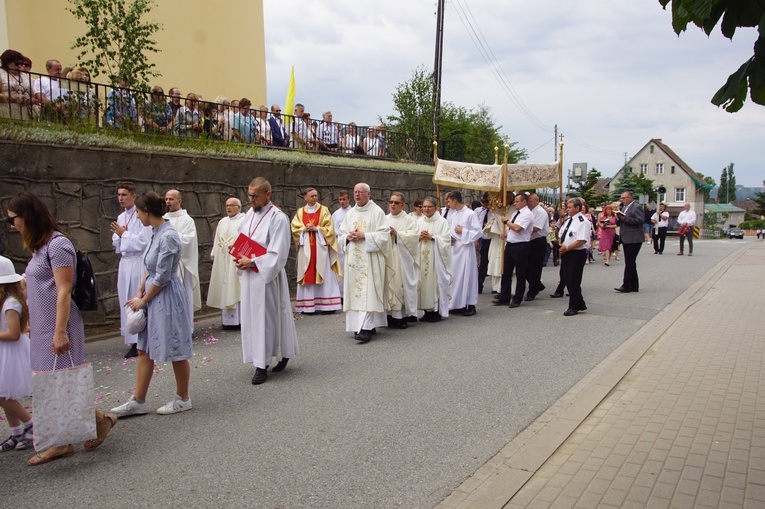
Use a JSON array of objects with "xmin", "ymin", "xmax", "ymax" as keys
[
  {"xmin": 207, "ymin": 197, "xmax": 245, "ymax": 330},
  {"xmin": 268, "ymin": 104, "xmax": 289, "ymax": 147},
  {"xmin": 235, "ymin": 178, "xmax": 298, "ymax": 385},
  {"xmin": 386, "ymin": 192, "xmax": 419, "ymax": 328}
]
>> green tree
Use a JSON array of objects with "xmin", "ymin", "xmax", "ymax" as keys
[
  {"xmin": 68, "ymin": 0, "xmax": 162, "ymax": 90},
  {"xmin": 571, "ymin": 167, "xmax": 610, "ymax": 206},
  {"xmin": 610, "ymin": 165, "xmax": 655, "ymax": 202},
  {"xmin": 718, "ymin": 163, "xmax": 737, "ymax": 203},
  {"xmin": 695, "ymin": 171, "xmax": 717, "ymax": 203},
  {"xmin": 753, "ymin": 180, "xmax": 765, "ymax": 217},
  {"xmin": 658, "ymin": 0, "xmax": 765, "ymax": 112},
  {"xmin": 385, "ymin": 66, "xmax": 526, "ymax": 164}
]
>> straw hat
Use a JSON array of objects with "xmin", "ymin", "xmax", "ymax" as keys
[{"xmin": 0, "ymin": 256, "xmax": 22, "ymax": 284}]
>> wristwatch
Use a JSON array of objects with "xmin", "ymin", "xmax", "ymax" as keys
[{"xmin": 250, "ymin": 258, "xmax": 256, "ymax": 268}]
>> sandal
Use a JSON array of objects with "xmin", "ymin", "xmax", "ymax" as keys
[
  {"xmin": 83, "ymin": 413, "xmax": 117, "ymax": 451},
  {"xmin": 28, "ymin": 444, "xmax": 75, "ymax": 466},
  {"xmin": 0, "ymin": 435, "xmax": 19, "ymax": 452}
]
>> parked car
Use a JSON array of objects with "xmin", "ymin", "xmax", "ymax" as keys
[{"xmin": 727, "ymin": 228, "xmax": 744, "ymax": 239}]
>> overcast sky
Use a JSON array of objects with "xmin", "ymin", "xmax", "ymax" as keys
[{"xmin": 263, "ymin": 1, "xmax": 764, "ymax": 188}]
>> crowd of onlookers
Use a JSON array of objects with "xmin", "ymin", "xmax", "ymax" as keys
[{"xmin": 0, "ymin": 49, "xmax": 401, "ymax": 159}]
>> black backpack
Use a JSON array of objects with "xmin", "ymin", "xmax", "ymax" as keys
[
  {"xmin": 72, "ymin": 250, "xmax": 98, "ymax": 311},
  {"xmin": 46, "ymin": 233, "xmax": 99, "ymax": 311}
]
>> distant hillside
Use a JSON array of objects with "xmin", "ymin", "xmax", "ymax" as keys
[{"xmin": 710, "ymin": 186, "xmax": 764, "ymax": 201}]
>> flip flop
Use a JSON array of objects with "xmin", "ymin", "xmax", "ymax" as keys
[
  {"xmin": 83, "ymin": 413, "xmax": 118, "ymax": 451},
  {"xmin": 28, "ymin": 444, "xmax": 75, "ymax": 466}
]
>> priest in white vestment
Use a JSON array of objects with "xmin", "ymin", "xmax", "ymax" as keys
[
  {"xmin": 207, "ymin": 197, "xmax": 245, "ymax": 328},
  {"xmin": 444, "ymin": 191, "xmax": 482, "ymax": 316},
  {"xmin": 235, "ymin": 178, "xmax": 298, "ymax": 385},
  {"xmin": 164, "ymin": 190, "xmax": 201, "ymax": 329},
  {"xmin": 386, "ymin": 192, "xmax": 420, "ymax": 328},
  {"xmin": 417, "ymin": 196, "xmax": 452, "ymax": 322},
  {"xmin": 290, "ymin": 188, "xmax": 342, "ymax": 314},
  {"xmin": 111, "ymin": 182, "xmax": 152, "ymax": 358},
  {"xmin": 331, "ymin": 191, "xmax": 352, "ymax": 297},
  {"xmin": 337, "ymin": 183, "xmax": 391, "ymax": 343}
]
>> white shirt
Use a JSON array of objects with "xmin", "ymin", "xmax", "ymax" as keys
[
  {"xmin": 529, "ymin": 205, "xmax": 551, "ymax": 240},
  {"xmin": 651, "ymin": 211, "xmax": 669, "ymax": 228},
  {"xmin": 560, "ymin": 212, "xmax": 589, "ymax": 250},
  {"xmin": 33, "ymin": 76, "xmax": 65, "ymax": 102},
  {"xmin": 677, "ymin": 209, "xmax": 696, "ymax": 227},
  {"xmin": 473, "ymin": 206, "xmax": 492, "ymax": 240},
  {"xmin": 505, "ymin": 206, "xmax": 534, "ymax": 243}
]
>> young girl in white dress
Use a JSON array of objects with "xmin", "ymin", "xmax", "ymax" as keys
[{"xmin": 0, "ymin": 255, "xmax": 33, "ymax": 452}]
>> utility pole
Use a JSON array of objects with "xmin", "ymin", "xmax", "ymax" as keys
[{"xmin": 433, "ymin": 0, "xmax": 445, "ymax": 143}]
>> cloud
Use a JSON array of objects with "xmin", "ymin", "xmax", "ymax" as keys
[{"xmin": 264, "ymin": 1, "xmax": 765, "ymax": 186}]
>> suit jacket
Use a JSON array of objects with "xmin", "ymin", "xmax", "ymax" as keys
[
  {"xmin": 619, "ymin": 201, "xmax": 644, "ymax": 244},
  {"xmin": 269, "ymin": 116, "xmax": 289, "ymax": 147}
]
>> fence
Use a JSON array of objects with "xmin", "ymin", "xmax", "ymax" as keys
[{"xmin": 0, "ymin": 69, "xmax": 465, "ymax": 164}]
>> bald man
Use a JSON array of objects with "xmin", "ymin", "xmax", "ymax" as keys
[
  {"xmin": 207, "ymin": 197, "xmax": 245, "ymax": 328},
  {"xmin": 164, "ymin": 189, "xmax": 201, "ymax": 328}
]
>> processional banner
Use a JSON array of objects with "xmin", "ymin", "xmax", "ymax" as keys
[
  {"xmin": 506, "ymin": 162, "xmax": 561, "ymax": 188},
  {"xmin": 433, "ymin": 159, "xmax": 503, "ymax": 192}
]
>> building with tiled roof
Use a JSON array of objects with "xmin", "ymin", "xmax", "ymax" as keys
[{"xmin": 611, "ymin": 138, "xmax": 713, "ymax": 229}]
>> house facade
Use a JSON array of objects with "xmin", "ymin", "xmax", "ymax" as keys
[{"xmin": 611, "ymin": 138, "xmax": 712, "ymax": 230}]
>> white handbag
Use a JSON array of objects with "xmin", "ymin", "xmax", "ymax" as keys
[
  {"xmin": 32, "ymin": 353, "xmax": 97, "ymax": 451},
  {"xmin": 126, "ymin": 306, "xmax": 147, "ymax": 335}
]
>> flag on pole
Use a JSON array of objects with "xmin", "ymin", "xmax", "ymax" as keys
[{"xmin": 284, "ymin": 66, "xmax": 296, "ymax": 121}]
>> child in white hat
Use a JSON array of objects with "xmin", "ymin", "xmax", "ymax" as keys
[{"xmin": 0, "ymin": 255, "xmax": 33, "ymax": 451}]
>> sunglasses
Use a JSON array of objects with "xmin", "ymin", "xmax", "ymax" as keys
[{"xmin": 5, "ymin": 214, "xmax": 20, "ymax": 225}]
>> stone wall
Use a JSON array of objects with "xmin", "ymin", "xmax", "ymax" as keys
[{"xmin": 0, "ymin": 140, "xmax": 458, "ymax": 327}]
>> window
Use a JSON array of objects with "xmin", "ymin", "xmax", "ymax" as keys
[
  {"xmin": 640, "ymin": 163, "xmax": 648, "ymax": 174},
  {"xmin": 655, "ymin": 163, "xmax": 664, "ymax": 174},
  {"xmin": 650, "ymin": 145, "xmax": 654, "ymax": 154},
  {"xmin": 671, "ymin": 165, "xmax": 675, "ymax": 174},
  {"xmin": 657, "ymin": 192, "xmax": 666, "ymax": 203},
  {"xmin": 675, "ymin": 188, "xmax": 685, "ymax": 202}
]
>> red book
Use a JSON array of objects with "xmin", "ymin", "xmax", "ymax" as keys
[{"xmin": 229, "ymin": 233, "xmax": 267, "ymax": 272}]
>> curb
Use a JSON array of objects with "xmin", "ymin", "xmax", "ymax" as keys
[{"xmin": 436, "ymin": 242, "xmax": 753, "ymax": 509}]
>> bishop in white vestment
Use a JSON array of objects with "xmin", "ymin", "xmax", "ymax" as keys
[{"xmin": 337, "ymin": 183, "xmax": 391, "ymax": 343}]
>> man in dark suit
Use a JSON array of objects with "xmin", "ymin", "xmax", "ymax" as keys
[
  {"xmin": 268, "ymin": 104, "xmax": 289, "ymax": 147},
  {"xmin": 615, "ymin": 191, "xmax": 644, "ymax": 293}
]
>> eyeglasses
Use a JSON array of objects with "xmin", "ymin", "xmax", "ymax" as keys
[
  {"xmin": 389, "ymin": 200, "xmax": 403, "ymax": 205},
  {"xmin": 5, "ymin": 214, "xmax": 20, "ymax": 225},
  {"xmin": 247, "ymin": 193, "xmax": 259, "ymax": 200},
  {"xmin": 421, "ymin": 206, "xmax": 436, "ymax": 210},
  {"xmin": 415, "ymin": 205, "xmax": 423, "ymax": 209},
  {"xmin": 273, "ymin": 109, "xmax": 281, "ymax": 112}
]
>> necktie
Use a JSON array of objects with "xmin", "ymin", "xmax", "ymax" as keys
[
  {"xmin": 560, "ymin": 217, "xmax": 573, "ymax": 243},
  {"xmin": 443, "ymin": 208, "xmax": 449, "ymax": 219},
  {"xmin": 482, "ymin": 209, "xmax": 489, "ymax": 226},
  {"xmin": 511, "ymin": 211, "xmax": 520, "ymax": 223}
]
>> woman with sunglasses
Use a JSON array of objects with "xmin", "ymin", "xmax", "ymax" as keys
[
  {"xmin": 0, "ymin": 49, "xmax": 34, "ymax": 120},
  {"xmin": 6, "ymin": 192, "xmax": 118, "ymax": 465}
]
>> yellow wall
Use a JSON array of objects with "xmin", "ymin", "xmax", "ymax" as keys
[{"xmin": 0, "ymin": 0, "xmax": 266, "ymax": 105}]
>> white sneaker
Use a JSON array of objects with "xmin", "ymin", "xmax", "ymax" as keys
[
  {"xmin": 156, "ymin": 395, "xmax": 192, "ymax": 415},
  {"xmin": 110, "ymin": 396, "xmax": 149, "ymax": 417}
]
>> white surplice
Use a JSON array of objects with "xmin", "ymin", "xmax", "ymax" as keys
[
  {"xmin": 386, "ymin": 211, "xmax": 420, "ymax": 319},
  {"xmin": 207, "ymin": 212, "xmax": 245, "ymax": 324},
  {"xmin": 331, "ymin": 205, "xmax": 352, "ymax": 297},
  {"xmin": 445, "ymin": 206, "xmax": 482, "ymax": 309},
  {"xmin": 417, "ymin": 214, "xmax": 452, "ymax": 317},
  {"xmin": 238, "ymin": 204, "xmax": 298, "ymax": 369},
  {"xmin": 338, "ymin": 200, "xmax": 390, "ymax": 333},
  {"xmin": 164, "ymin": 209, "xmax": 201, "ymax": 330},
  {"xmin": 112, "ymin": 206, "xmax": 152, "ymax": 344}
]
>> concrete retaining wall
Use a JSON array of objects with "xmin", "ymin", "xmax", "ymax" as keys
[{"xmin": 0, "ymin": 140, "xmax": 449, "ymax": 327}]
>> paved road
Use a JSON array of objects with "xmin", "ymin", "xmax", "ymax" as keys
[{"xmin": 1, "ymin": 238, "xmax": 748, "ymax": 508}]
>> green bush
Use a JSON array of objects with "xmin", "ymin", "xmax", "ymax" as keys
[{"xmin": 739, "ymin": 219, "xmax": 765, "ymax": 230}]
